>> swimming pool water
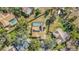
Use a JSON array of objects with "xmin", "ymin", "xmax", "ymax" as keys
[{"xmin": 32, "ymin": 22, "xmax": 42, "ymax": 27}]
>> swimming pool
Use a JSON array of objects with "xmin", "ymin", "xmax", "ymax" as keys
[
  {"xmin": 9, "ymin": 18, "xmax": 17, "ymax": 26},
  {"xmin": 32, "ymin": 22, "xmax": 42, "ymax": 27}
]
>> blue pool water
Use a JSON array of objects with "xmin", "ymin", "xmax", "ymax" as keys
[
  {"xmin": 32, "ymin": 22, "xmax": 41, "ymax": 26},
  {"xmin": 9, "ymin": 18, "xmax": 17, "ymax": 26}
]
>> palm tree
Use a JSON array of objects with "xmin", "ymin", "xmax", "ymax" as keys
[
  {"xmin": 46, "ymin": 16, "xmax": 56, "ymax": 34},
  {"xmin": 44, "ymin": 9, "xmax": 50, "ymax": 18}
]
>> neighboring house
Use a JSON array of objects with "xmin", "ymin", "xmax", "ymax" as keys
[
  {"xmin": 0, "ymin": 13, "xmax": 17, "ymax": 30},
  {"xmin": 22, "ymin": 7, "xmax": 33, "ymax": 16},
  {"xmin": 66, "ymin": 39, "xmax": 75, "ymax": 48},
  {"xmin": 3, "ymin": 46, "xmax": 16, "ymax": 51},
  {"xmin": 53, "ymin": 28, "xmax": 70, "ymax": 44},
  {"xmin": 31, "ymin": 22, "xmax": 46, "ymax": 39},
  {"xmin": 13, "ymin": 36, "xmax": 29, "ymax": 51}
]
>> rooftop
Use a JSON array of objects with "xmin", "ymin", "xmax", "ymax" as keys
[
  {"xmin": 31, "ymin": 22, "xmax": 46, "ymax": 39},
  {"xmin": 53, "ymin": 28, "xmax": 70, "ymax": 42},
  {"xmin": 0, "ymin": 13, "xmax": 15, "ymax": 27},
  {"xmin": 22, "ymin": 7, "xmax": 33, "ymax": 15}
]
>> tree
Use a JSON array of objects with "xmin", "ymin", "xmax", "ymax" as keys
[
  {"xmin": 18, "ymin": 16, "xmax": 27, "ymax": 26},
  {"xmin": 60, "ymin": 20, "xmax": 73, "ymax": 32},
  {"xmin": 7, "ymin": 30, "xmax": 17, "ymax": 43},
  {"xmin": 44, "ymin": 9, "xmax": 50, "ymax": 18},
  {"xmin": 0, "ymin": 7, "xmax": 9, "ymax": 13},
  {"xmin": 0, "ymin": 27, "xmax": 5, "ymax": 34},
  {"xmin": 17, "ymin": 16, "xmax": 28, "ymax": 35},
  {"xmin": 9, "ymin": 7, "xmax": 22, "ymax": 17},
  {"xmin": 70, "ymin": 26, "xmax": 79, "ymax": 40},
  {"xmin": 54, "ymin": 43, "xmax": 65, "ymax": 51},
  {"xmin": 28, "ymin": 39, "xmax": 41, "ymax": 51},
  {"xmin": 34, "ymin": 8, "xmax": 41, "ymax": 18},
  {"xmin": 46, "ymin": 16, "xmax": 56, "ymax": 33},
  {"xmin": 0, "ymin": 26, "xmax": 10, "ymax": 50},
  {"xmin": 49, "ymin": 39, "xmax": 57, "ymax": 50},
  {"xmin": 46, "ymin": 16, "xmax": 56, "ymax": 25},
  {"xmin": 60, "ymin": 19, "xmax": 79, "ymax": 40}
]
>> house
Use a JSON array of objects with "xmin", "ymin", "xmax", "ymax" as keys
[
  {"xmin": 0, "ymin": 13, "xmax": 17, "ymax": 30},
  {"xmin": 31, "ymin": 22, "xmax": 46, "ymax": 39},
  {"xmin": 66, "ymin": 39, "xmax": 76, "ymax": 51},
  {"xmin": 12, "ymin": 36, "xmax": 29, "ymax": 51},
  {"xmin": 3, "ymin": 46, "xmax": 16, "ymax": 51},
  {"xmin": 22, "ymin": 7, "xmax": 33, "ymax": 16},
  {"xmin": 53, "ymin": 28, "xmax": 70, "ymax": 44}
]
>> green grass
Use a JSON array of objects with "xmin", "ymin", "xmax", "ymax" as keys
[
  {"xmin": 54, "ymin": 44, "xmax": 65, "ymax": 50},
  {"xmin": 7, "ymin": 30, "xmax": 17, "ymax": 43}
]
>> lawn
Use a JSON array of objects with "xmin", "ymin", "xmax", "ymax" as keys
[{"xmin": 49, "ymin": 16, "xmax": 63, "ymax": 32}]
